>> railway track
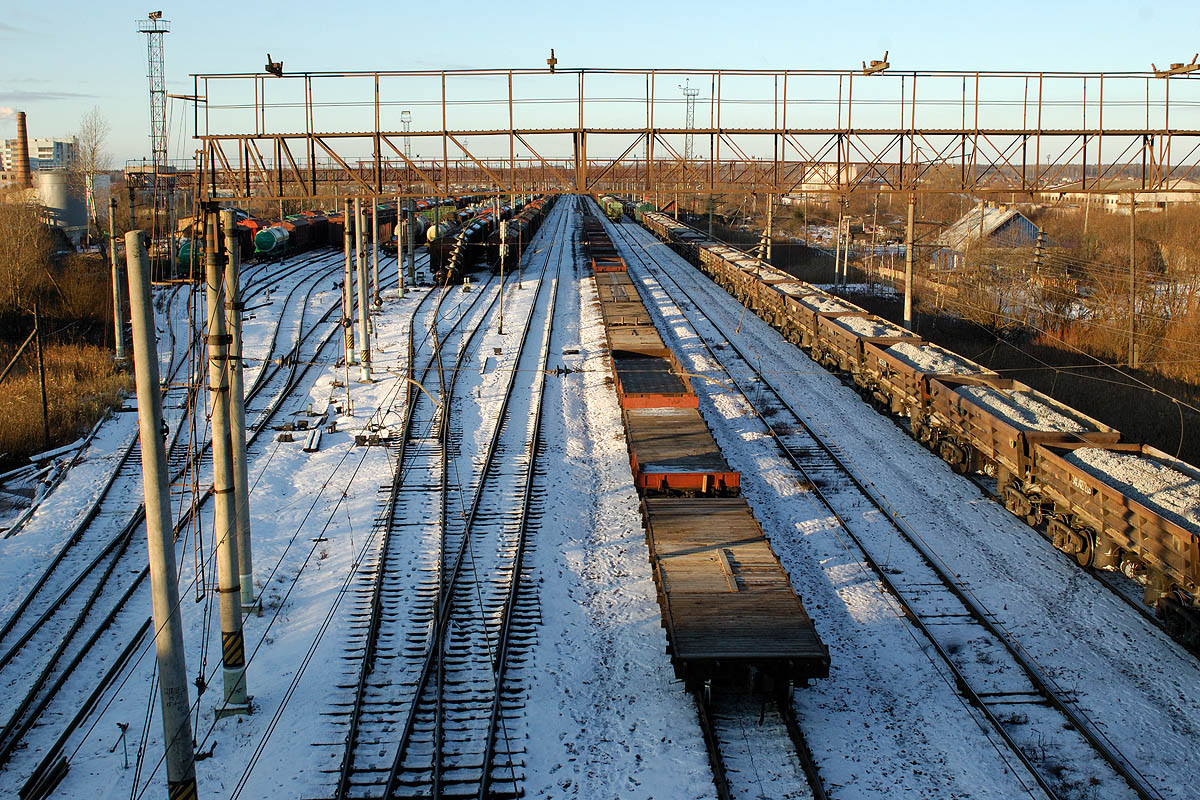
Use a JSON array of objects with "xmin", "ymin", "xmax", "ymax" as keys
[
  {"xmin": 333, "ymin": 199, "xmax": 567, "ymax": 799},
  {"xmin": 0, "ymin": 250, "xmax": 347, "ymax": 658},
  {"xmin": 0, "ymin": 250, "xmax": 384, "ymax": 795},
  {"xmin": 695, "ymin": 690, "xmax": 825, "ymax": 800},
  {"xmin": 610, "ymin": 218, "xmax": 1164, "ymax": 800}
]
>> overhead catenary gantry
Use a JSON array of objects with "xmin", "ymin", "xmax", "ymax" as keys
[{"xmin": 188, "ymin": 65, "xmax": 1200, "ymax": 202}]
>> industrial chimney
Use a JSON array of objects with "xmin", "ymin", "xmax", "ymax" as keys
[{"xmin": 15, "ymin": 111, "xmax": 32, "ymax": 189}]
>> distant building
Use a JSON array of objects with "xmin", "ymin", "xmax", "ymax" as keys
[
  {"xmin": 779, "ymin": 164, "xmax": 861, "ymax": 202},
  {"xmin": 933, "ymin": 204, "xmax": 1040, "ymax": 270},
  {"xmin": 1, "ymin": 136, "xmax": 78, "ymax": 173},
  {"xmin": 1042, "ymin": 179, "xmax": 1200, "ymax": 214}
]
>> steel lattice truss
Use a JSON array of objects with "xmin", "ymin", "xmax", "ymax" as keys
[{"xmin": 187, "ymin": 67, "xmax": 1200, "ymax": 201}]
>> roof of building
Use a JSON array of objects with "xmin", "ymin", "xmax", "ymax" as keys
[
  {"xmin": 937, "ymin": 205, "xmax": 1036, "ymax": 251},
  {"xmin": 1045, "ymin": 178, "xmax": 1200, "ymax": 194}
]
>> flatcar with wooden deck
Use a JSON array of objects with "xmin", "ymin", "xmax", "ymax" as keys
[{"xmin": 584, "ymin": 203, "xmax": 830, "ymax": 690}]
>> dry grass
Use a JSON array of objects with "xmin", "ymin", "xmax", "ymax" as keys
[{"xmin": 0, "ymin": 342, "xmax": 131, "ymax": 470}]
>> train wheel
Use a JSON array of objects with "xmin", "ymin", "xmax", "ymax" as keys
[
  {"xmin": 1073, "ymin": 527, "xmax": 1096, "ymax": 567},
  {"xmin": 1023, "ymin": 494, "xmax": 1043, "ymax": 528}
]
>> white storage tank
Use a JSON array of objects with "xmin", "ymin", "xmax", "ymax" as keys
[{"xmin": 36, "ymin": 170, "xmax": 87, "ymax": 245}]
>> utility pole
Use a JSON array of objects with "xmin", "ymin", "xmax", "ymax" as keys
[
  {"xmin": 342, "ymin": 199, "xmax": 356, "ymax": 366},
  {"xmin": 222, "ymin": 208, "xmax": 255, "ymax": 611},
  {"xmin": 496, "ymin": 194, "xmax": 504, "ymax": 335},
  {"xmin": 33, "ymin": 305, "xmax": 49, "ymax": 451},
  {"xmin": 406, "ymin": 195, "xmax": 417, "ymax": 288},
  {"xmin": 869, "ymin": 194, "xmax": 880, "ymax": 291},
  {"xmin": 395, "ymin": 194, "xmax": 405, "ymax": 299},
  {"xmin": 1129, "ymin": 192, "xmax": 1137, "ymax": 368},
  {"xmin": 834, "ymin": 206, "xmax": 843, "ymax": 286},
  {"xmin": 109, "ymin": 197, "xmax": 126, "ymax": 363},
  {"xmin": 370, "ymin": 200, "xmax": 381, "ymax": 306},
  {"xmin": 802, "ymin": 192, "xmax": 808, "ymax": 247},
  {"xmin": 204, "ymin": 208, "xmax": 250, "ymax": 714},
  {"xmin": 904, "ymin": 194, "xmax": 915, "ymax": 330},
  {"xmin": 124, "ymin": 230, "xmax": 198, "ymax": 800},
  {"xmin": 842, "ymin": 211, "xmax": 852, "ymax": 286},
  {"xmin": 765, "ymin": 195, "xmax": 774, "ymax": 263},
  {"xmin": 499, "ymin": 218, "xmax": 508, "ymax": 336},
  {"xmin": 355, "ymin": 198, "xmax": 371, "ymax": 382}
]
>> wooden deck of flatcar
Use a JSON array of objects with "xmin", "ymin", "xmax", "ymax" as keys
[
  {"xmin": 642, "ymin": 498, "xmax": 830, "ymax": 686},
  {"xmin": 625, "ymin": 408, "xmax": 740, "ymax": 494},
  {"xmin": 584, "ymin": 197, "xmax": 827, "ymax": 693},
  {"xmin": 611, "ymin": 352, "xmax": 699, "ymax": 409}
]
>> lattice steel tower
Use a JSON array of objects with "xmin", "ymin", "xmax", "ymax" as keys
[
  {"xmin": 137, "ymin": 12, "xmax": 170, "ymax": 270},
  {"xmin": 680, "ymin": 80, "xmax": 699, "ymax": 165},
  {"xmin": 137, "ymin": 13, "xmax": 170, "ymax": 172}
]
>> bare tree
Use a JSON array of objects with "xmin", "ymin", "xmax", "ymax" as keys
[
  {"xmin": 74, "ymin": 106, "xmax": 111, "ymax": 245},
  {"xmin": 0, "ymin": 198, "xmax": 56, "ymax": 312}
]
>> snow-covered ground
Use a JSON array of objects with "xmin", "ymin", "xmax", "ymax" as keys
[
  {"xmin": 610, "ymin": 217, "xmax": 1200, "ymax": 799},
  {"xmin": 4, "ymin": 202, "xmax": 1200, "ymax": 800}
]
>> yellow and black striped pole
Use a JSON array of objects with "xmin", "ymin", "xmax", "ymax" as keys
[{"xmin": 205, "ymin": 206, "xmax": 250, "ymax": 712}]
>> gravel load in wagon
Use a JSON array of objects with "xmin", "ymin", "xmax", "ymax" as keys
[
  {"xmin": 1063, "ymin": 447, "xmax": 1200, "ymax": 534},
  {"xmin": 773, "ymin": 281, "xmax": 815, "ymax": 296},
  {"xmin": 832, "ymin": 314, "xmax": 914, "ymax": 340},
  {"xmin": 798, "ymin": 294, "xmax": 862, "ymax": 315},
  {"xmin": 955, "ymin": 385, "xmax": 1096, "ymax": 434},
  {"xmin": 886, "ymin": 341, "xmax": 991, "ymax": 375}
]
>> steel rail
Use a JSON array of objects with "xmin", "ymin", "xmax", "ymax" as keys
[
  {"xmin": 611, "ymin": 220, "xmax": 1060, "ymax": 800},
  {"xmin": 475, "ymin": 218, "xmax": 564, "ymax": 799},
  {"xmin": 617, "ymin": 218, "xmax": 1164, "ymax": 800},
  {"xmin": 380, "ymin": 201, "xmax": 567, "ymax": 799},
  {"xmin": 331, "ymin": 274, "xmax": 489, "ymax": 800},
  {"xmin": 2, "ymin": 253, "xmax": 395, "ymax": 787},
  {"xmin": 0, "ymin": 255, "xmax": 342, "ymax": 675}
]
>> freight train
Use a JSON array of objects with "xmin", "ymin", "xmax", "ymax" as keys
[
  {"xmin": 174, "ymin": 194, "xmax": 486, "ymax": 272},
  {"xmin": 583, "ymin": 200, "xmax": 829, "ymax": 689},
  {"xmin": 638, "ymin": 208, "xmax": 1200, "ymax": 646},
  {"xmin": 430, "ymin": 195, "xmax": 554, "ymax": 285}
]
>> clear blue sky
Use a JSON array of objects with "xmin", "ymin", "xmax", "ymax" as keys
[{"xmin": 2, "ymin": 0, "xmax": 1196, "ymax": 164}]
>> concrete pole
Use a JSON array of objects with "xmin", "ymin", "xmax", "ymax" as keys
[
  {"xmin": 221, "ymin": 209, "xmax": 254, "ymax": 611},
  {"xmin": 1129, "ymin": 193, "xmax": 1137, "ymax": 368},
  {"xmin": 833, "ymin": 208, "xmax": 843, "ymax": 286},
  {"xmin": 765, "ymin": 195, "xmax": 773, "ymax": 263},
  {"xmin": 842, "ymin": 219, "xmax": 851, "ymax": 286},
  {"xmin": 406, "ymin": 197, "xmax": 417, "ymax": 288},
  {"xmin": 355, "ymin": 198, "xmax": 372, "ymax": 382},
  {"xmin": 370, "ymin": 200, "xmax": 380, "ymax": 306},
  {"xmin": 109, "ymin": 197, "xmax": 126, "ymax": 363},
  {"xmin": 396, "ymin": 195, "xmax": 406, "ymax": 299},
  {"xmin": 204, "ymin": 210, "xmax": 250, "ymax": 712},
  {"xmin": 125, "ymin": 231, "xmax": 198, "ymax": 799},
  {"xmin": 342, "ymin": 199, "xmax": 356, "ymax": 365},
  {"xmin": 499, "ymin": 219, "xmax": 507, "ymax": 336},
  {"xmin": 904, "ymin": 194, "xmax": 915, "ymax": 330}
]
